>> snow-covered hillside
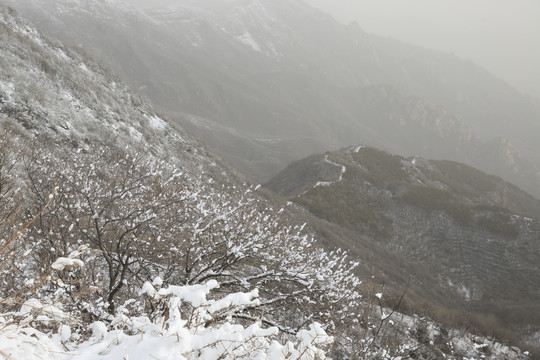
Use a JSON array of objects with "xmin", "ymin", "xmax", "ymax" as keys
[
  {"xmin": 0, "ymin": 3, "xmax": 533, "ymax": 359},
  {"xmin": 0, "ymin": 4, "xmax": 361, "ymax": 358}
]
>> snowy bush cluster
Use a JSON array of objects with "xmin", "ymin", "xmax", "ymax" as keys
[
  {"xmin": 0, "ymin": 126, "xmax": 363, "ymax": 358},
  {"xmin": 0, "ymin": 132, "xmax": 341, "ymax": 359},
  {"xmin": 0, "ymin": 276, "xmax": 333, "ymax": 359},
  {"xmin": 0, "ymin": 7, "xmax": 362, "ymax": 357}
]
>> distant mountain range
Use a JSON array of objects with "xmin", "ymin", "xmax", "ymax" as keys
[{"xmin": 5, "ymin": 0, "xmax": 540, "ymax": 199}]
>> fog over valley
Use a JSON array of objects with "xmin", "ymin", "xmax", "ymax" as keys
[
  {"xmin": 131, "ymin": 0, "xmax": 540, "ymax": 100},
  {"xmin": 304, "ymin": 0, "xmax": 540, "ymax": 100}
]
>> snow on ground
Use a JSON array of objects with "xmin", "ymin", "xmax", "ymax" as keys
[
  {"xmin": 55, "ymin": 48, "xmax": 70, "ymax": 62},
  {"xmin": 0, "ymin": 280, "xmax": 333, "ymax": 360},
  {"xmin": 0, "ymin": 81, "xmax": 15, "ymax": 104},
  {"xmin": 314, "ymin": 155, "xmax": 346, "ymax": 188},
  {"xmin": 146, "ymin": 114, "xmax": 168, "ymax": 131},
  {"xmin": 236, "ymin": 31, "xmax": 262, "ymax": 52},
  {"xmin": 0, "ymin": 324, "xmax": 66, "ymax": 360}
]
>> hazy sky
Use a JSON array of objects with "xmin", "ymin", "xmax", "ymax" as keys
[
  {"xmin": 304, "ymin": 0, "xmax": 540, "ymax": 99},
  {"xmin": 130, "ymin": 0, "xmax": 540, "ymax": 99}
]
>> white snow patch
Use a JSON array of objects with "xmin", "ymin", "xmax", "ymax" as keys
[
  {"xmin": 314, "ymin": 155, "xmax": 346, "ymax": 188},
  {"xmin": 61, "ymin": 91, "xmax": 74, "ymax": 103},
  {"xmin": 147, "ymin": 115, "xmax": 167, "ymax": 131},
  {"xmin": 458, "ymin": 284, "xmax": 471, "ymax": 301},
  {"xmin": 140, "ymin": 281, "xmax": 157, "ymax": 298},
  {"xmin": 157, "ymin": 279, "xmax": 220, "ymax": 308},
  {"xmin": 51, "ymin": 257, "xmax": 84, "ymax": 271},
  {"xmin": 0, "ymin": 81, "xmax": 15, "ymax": 104},
  {"xmin": 129, "ymin": 126, "xmax": 143, "ymax": 141},
  {"xmin": 55, "ymin": 48, "xmax": 70, "ymax": 61},
  {"xmin": 237, "ymin": 31, "xmax": 262, "ymax": 52},
  {"xmin": 314, "ymin": 181, "xmax": 332, "ymax": 187},
  {"xmin": 51, "ymin": 246, "xmax": 87, "ymax": 271},
  {"xmin": 0, "ymin": 324, "xmax": 64, "ymax": 360},
  {"xmin": 90, "ymin": 321, "xmax": 108, "ymax": 340},
  {"xmin": 78, "ymin": 63, "xmax": 91, "ymax": 74},
  {"xmin": 207, "ymin": 289, "xmax": 259, "ymax": 313},
  {"xmin": 19, "ymin": 299, "xmax": 67, "ymax": 321},
  {"xmin": 58, "ymin": 324, "xmax": 72, "ymax": 342}
]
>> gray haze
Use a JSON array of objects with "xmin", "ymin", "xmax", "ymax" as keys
[
  {"xmin": 130, "ymin": 0, "xmax": 540, "ymax": 99},
  {"xmin": 303, "ymin": 0, "xmax": 540, "ymax": 99},
  {"xmin": 14, "ymin": 0, "xmax": 539, "ymax": 197}
]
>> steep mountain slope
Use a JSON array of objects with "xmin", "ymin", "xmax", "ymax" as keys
[
  {"xmin": 0, "ymin": 5, "xmax": 534, "ymax": 359},
  {"xmin": 0, "ymin": 4, "xmax": 222, "ymax": 179},
  {"xmin": 267, "ymin": 146, "xmax": 540, "ymax": 354},
  {"xmin": 6, "ymin": 0, "xmax": 540, "ymax": 199},
  {"xmin": 0, "ymin": 5, "xmax": 363, "ymax": 357}
]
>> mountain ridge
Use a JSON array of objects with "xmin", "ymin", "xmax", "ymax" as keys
[
  {"xmin": 6, "ymin": 0, "xmax": 540, "ymax": 199},
  {"xmin": 266, "ymin": 145, "xmax": 540, "ymax": 352}
]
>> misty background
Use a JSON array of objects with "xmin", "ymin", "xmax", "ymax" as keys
[{"xmin": 130, "ymin": 0, "xmax": 540, "ymax": 100}]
